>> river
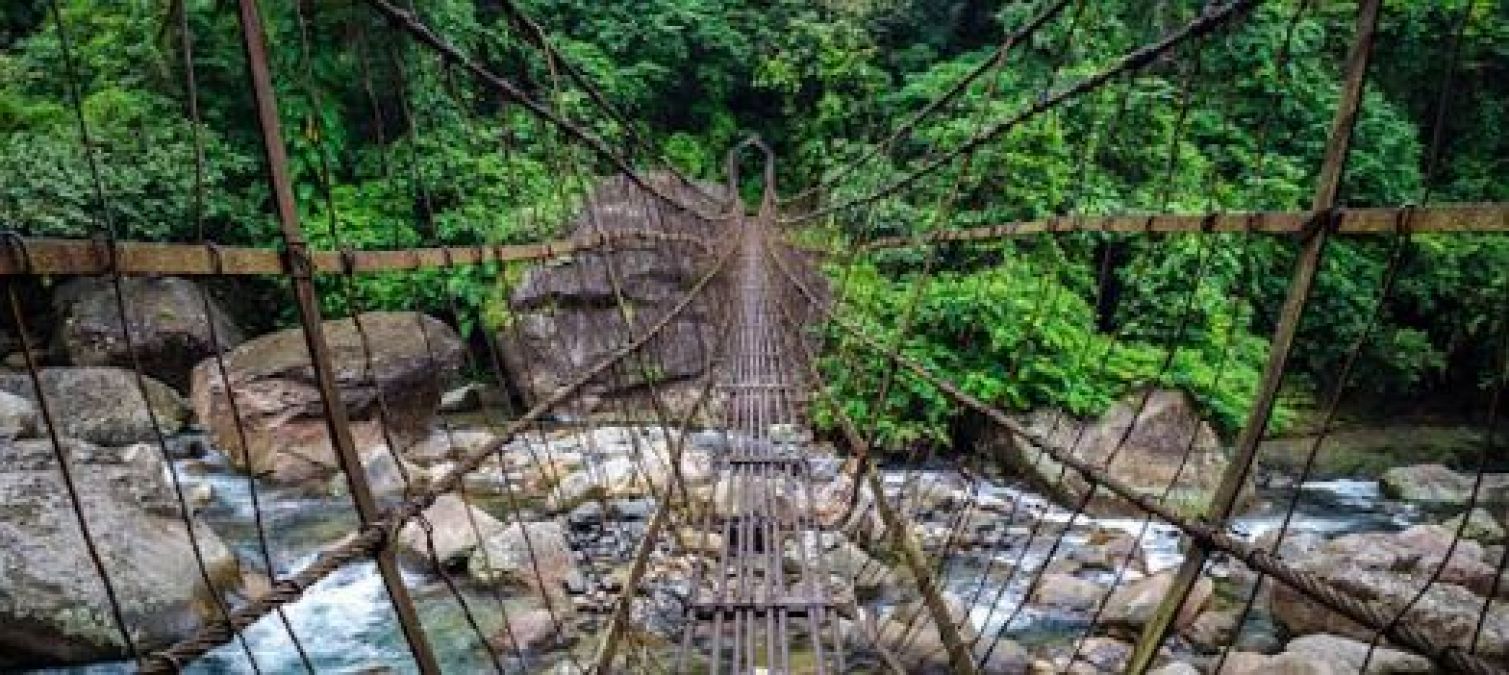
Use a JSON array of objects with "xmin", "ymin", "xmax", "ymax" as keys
[{"xmin": 31, "ymin": 446, "xmax": 1430, "ymax": 674}]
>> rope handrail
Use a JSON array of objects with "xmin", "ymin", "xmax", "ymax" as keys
[{"xmin": 767, "ymin": 237, "xmax": 1509, "ymax": 675}]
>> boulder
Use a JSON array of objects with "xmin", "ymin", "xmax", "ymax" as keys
[
  {"xmin": 1071, "ymin": 528, "xmax": 1147, "ymax": 573},
  {"xmin": 0, "ymin": 367, "xmax": 187, "ymax": 446},
  {"xmin": 1101, "ymin": 570, "xmax": 1212, "ymax": 632},
  {"xmin": 1380, "ymin": 463, "xmax": 1509, "ymax": 504},
  {"xmin": 0, "ymin": 437, "xmax": 241, "ymax": 667},
  {"xmin": 548, "ymin": 439, "xmax": 716, "ymax": 511},
  {"xmin": 1283, "ymin": 634, "xmax": 1432, "ymax": 673},
  {"xmin": 785, "ymin": 530, "xmax": 906, "ymax": 603},
  {"xmin": 486, "ymin": 607, "xmax": 563, "ymax": 654},
  {"xmin": 52, "ymin": 276, "xmax": 244, "ymax": 391},
  {"xmin": 468, "ymin": 520, "xmax": 577, "ymax": 595},
  {"xmin": 190, "ymin": 311, "xmax": 464, "ymax": 484},
  {"xmin": 1216, "ymin": 651, "xmax": 1348, "ymax": 675},
  {"xmin": 1443, "ymin": 507, "xmax": 1507, "ymax": 544},
  {"xmin": 1031, "ymin": 573, "xmax": 1108, "ymax": 611},
  {"xmin": 1270, "ymin": 527, "xmax": 1509, "ymax": 658},
  {"xmin": 1072, "ymin": 637, "xmax": 1133, "ymax": 672},
  {"xmin": 1181, "ymin": 608, "xmax": 1238, "ymax": 651},
  {"xmin": 396, "ymin": 494, "xmax": 507, "ymax": 568},
  {"xmin": 496, "ymin": 174, "xmax": 733, "ymax": 416},
  {"xmin": 988, "ymin": 389, "xmax": 1250, "ymax": 517},
  {"xmin": 0, "ymin": 390, "xmax": 39, "ymax": 439},
  {"xmin": 401, "ymin": 428, "xmax": 499, "ymax": 467},
  {"xmin": 872, "ymin": 595, "xmax": 1028, "ymax": 674}
]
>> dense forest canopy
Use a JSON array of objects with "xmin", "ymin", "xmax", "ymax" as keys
[{"xmin": 1, "ymin": 0, "xmax": 1505, "ymax": 447}]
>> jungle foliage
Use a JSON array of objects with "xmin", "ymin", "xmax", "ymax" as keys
[{"xmin": 1, "ymin": 0, "xmax": 1505, "ymax": 446}]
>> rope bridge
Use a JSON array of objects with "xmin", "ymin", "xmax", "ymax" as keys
[{"xmin": 1, "ymin": 0, "xmax": 1506, "ymax": 674}]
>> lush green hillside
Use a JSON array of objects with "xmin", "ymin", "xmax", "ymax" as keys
[{"xmin": 2, "ymin": 0, "xmax": 1504, "ymax": 444}]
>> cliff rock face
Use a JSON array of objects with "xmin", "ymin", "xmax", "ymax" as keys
[{"xmin": 498, "ymin": 174, "xmax": 732, "ymax": 416}]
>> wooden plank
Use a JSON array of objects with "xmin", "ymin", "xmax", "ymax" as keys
[
  {"xmin": 0, "ymin": 231, "xmax": 709, "ymax": 277},
  {"xmin": 859, "ymin": 203, "xmax": 1509, "ymax": 250}
]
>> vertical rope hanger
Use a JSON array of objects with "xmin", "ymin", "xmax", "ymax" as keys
[
  {"xmin": 173, "ymin": 0, "xmax": 315, "ymax": 667},
  {"xmin": 1356, "ymin": 2, "xmax": 1503, "ymax": 667},
  {"xmin": 0, "ymin": 3, "xmax": 141, "ymax": 662},
  {"xmin": 880, "ymin": 1, "xmax": 1103, "ymax": 662},
  {"xmin": 421, "ymin": 16, "xmax": 579, "ymax": 625},
  {"xmin": 1053, "ymin": 8, "xmax": 1313, "ymax": 659},
  {"xmin": 229, "ymin": 0, "xmax": 445, "ymax": 670},
  {"xmin": 313, "ymin": 12, "xmax": 515, "ymax": 672},
  {"xmin": 1127, "ymin": 1, "xmax": 1386, "ymax": 669},
  {"xmin": 42, "ymin": 0, "xmax": 267, "ymax": 668}
]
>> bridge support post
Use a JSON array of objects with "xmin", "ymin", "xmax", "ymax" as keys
[
  {"xmin": 233, "ymin": 2, "xmax": 442, "ymax": 673},
  {"xmin": 1125, "ymin": 1, "xmax": 1383, "ymax": 672}
]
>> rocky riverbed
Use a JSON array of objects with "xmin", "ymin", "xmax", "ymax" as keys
[
  {"xmin": 13, "ymin": 415, "xmax": 1506, "ymax": 674},
  {"xmin": 4, "ymin": 270, "xmax": 1506, "ymax": 673}
]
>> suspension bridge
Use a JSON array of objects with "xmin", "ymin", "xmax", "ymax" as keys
[{"xmin": 1, "ymin": 0, "xmax": 1507, "ymax": 673}]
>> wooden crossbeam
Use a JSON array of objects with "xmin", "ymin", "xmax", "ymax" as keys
[
  {"xmin": 829, "ymin": 203, "xmax": 1509, "ymax": 252},
  {"xmin": 0, "ymin": 230, "xmax": 709, "ymax": 277}
]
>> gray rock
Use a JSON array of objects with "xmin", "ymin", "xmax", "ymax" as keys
[
  {"xmin": 53, "ymin": 276, "xmax": 244, "ymax": 391},
  {"xmin": 986, "ymin": 389, "xmax": 1252, "ymax": 518},
  {"xmin": 568, "ymin": 501, "xmax": 605, "ymax": 529},
  {"xmin": 1443, "ymin": 507, "xmax": 1507, "ymax": 544},
  {"xmin": 0, "ymin": 367, "xmax": 187, "ymax": 446},
  {"xmin": 1381, "ymin": 463, "xmax": 1509, "ymax": 504},
  {"xmin": 1270, "ymin": 527, "xmax": 1509, "ymax": 659},
  {"xmin": 401, "ymin": 428, "xmax": 498, "ymax": 467},
  {"xmin": 468, "ymin": 520, "xmax": 577, "ymax": 596},
  {"xmin": 0, "ymin": 390, "xmax": 39, "ymax": 439},
  {"xmin": 1030, "ymin": 573, "xmax": 1108, "ymax": 611},
  {"xmin": 486, "ymin": 607, "xmax": 562, "ymax": 654},
  {"xmin": 0, "ymin": 437, "xmax": 241, "ymax": 667},
  {"xmin": 189, "ymin": 311, "xmax": 464, "ymax": 484},
  {"xmin": 1283, "ymin": 634, "xmax": 1433, "ymax": 673},
  {"xmin": 396, "ymin": 494, "xmax": 505, "ymax": 568},
  {"xmin": 609, "ymin": 497, "xmax": 655, "ymax": 520},
  {"xmin": 1181, "ymin": 608, "xmax": 1238, "ymax": 651},
  {"xmin": 1102, "ymin": 570, "xmax": 1212, "ymax": 632},
  {"xmin": 871, "ymin": 594, "xmax": 1028, "ymax": 674},
  {"xmin": 1071, "ymin": 637, "xmax": 1133, "ymax": 672},
  {"xmin": 496, "ymin": 174, "xmax": 734, "ymax": 417}
]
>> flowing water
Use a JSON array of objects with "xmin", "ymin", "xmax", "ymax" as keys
[{"xmin": 30, "ymin": 444, "xmax": 1430, "ymax": 674}]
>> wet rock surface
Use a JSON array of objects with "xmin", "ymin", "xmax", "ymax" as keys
[
  {"xmin": 1269, "ymin": 523, "xmax": 1509, "ymax": 658},
  {"xmin": 1380, "ymin": 463, "xmax": 1509, "ymax": 504},
  {"xmin": 0, "ymin": 437, "xmax": 241, "ymax": 667}
]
